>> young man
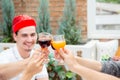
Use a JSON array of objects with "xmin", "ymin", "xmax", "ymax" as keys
[
  {"xmin": 0, "ymin": 15, "xmax": 49, "ymax": 80},
  {"xmin": 57, "ymin": 48, "xmax": 120, "ymax": 80}
]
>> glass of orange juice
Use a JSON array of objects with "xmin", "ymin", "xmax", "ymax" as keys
[
  {"xmin": 51, "ymin": 35, "xmax": 66, "ymax": 50},
  {"xmin": 51, "ymin": 34, "xmax": 66, "ymax": 64}
]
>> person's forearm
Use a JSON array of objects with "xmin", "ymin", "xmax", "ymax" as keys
[
  {"xmin": 75, "ymin": 56, "xmax": 102, "ymax": 71},
  {"xmin": 20, "ymin": 71, "xmax": 34, "ymax": 80},
  {"xmin": 73, "ymin": 64, "xmax": 119, "ymax": 80},
  {"xmin": 0, "ymin": 59, "xmax": 28, "ymax": 79},
  {"xmin": 0, "ymin": 72, "xmax": 6, "ymax": 80}
]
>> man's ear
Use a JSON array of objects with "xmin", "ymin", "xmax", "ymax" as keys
[{"xmin": 13, "ymin": 33, "xmax": 17, "ymax": 41}]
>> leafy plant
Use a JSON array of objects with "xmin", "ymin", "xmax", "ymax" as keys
[
  {"xmin": 37, "ymin": 0, "xmax": 51, "ymax": 33},
  {"xmin": 1, "ymin": 0, "xmax": 15, "ymax": 42},
  {"xmin": 101, "ymin": 54, "xmax": 111, "ymax": 61},
  {"xmin": 96, "ymin": 0, "xmax": 120, "ymax": 4},
  {"xmin": 47, "ymin": 53, "xmax": 77, "ymax": 80},
  {"xmin": 57, "ymin": 0, "xmax": 82, "ymax": 45}
]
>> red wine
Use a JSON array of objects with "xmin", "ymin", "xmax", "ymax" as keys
[{"xmin": 38, "ymin": 40, "xmax": 51, "ymax": 48}]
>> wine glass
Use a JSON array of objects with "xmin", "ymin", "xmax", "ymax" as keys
[
  {"xmin": 51, "ymin": 34, "xmax": 66, "ymax": 50},
  {"xmin": 38, "ymin": 32, "xmax": 51, "ymax": 50},
  {"xmin": 38, "ymin": 32, "xmax": 52, "ymax": 63},
  {"xmin": 51, "ymin": 34, "xmax": 66, "ymax": 64}
]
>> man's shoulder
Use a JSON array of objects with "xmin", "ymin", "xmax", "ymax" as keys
[
  {"xmin": 0, "ymin": 47, "xmax": 15, "ymax": 59},
  {"xmin": 0, "ymin": 47, "xmax": 17, "ymax": 63},
  {"xmin": 0, "ymin": 47, "xmax": 13, "ymax": 54}
]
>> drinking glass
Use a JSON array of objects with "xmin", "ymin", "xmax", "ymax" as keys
[
  {"xmin": 38, "ymin": 32, "xmax": 52, "ymax": 63},
  {"xmin": 51, "ymin": 34, "xmax": 66, "ymax": 64},
  {"xmin": 51, "ymin": 35, "xmax": 66, "ymax": 50},
  {"xmin": 38, "ymin": 32, "xmax": 52, "ymax": 50}
]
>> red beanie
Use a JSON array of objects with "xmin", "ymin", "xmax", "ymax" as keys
[{"xmin": 12, "ymin": 15, "xmax": 36, "ymax": 33}]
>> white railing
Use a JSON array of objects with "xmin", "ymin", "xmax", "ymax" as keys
[{"xmin": 0, "ymin": 40, "xmax": 97, "ymax": 60}]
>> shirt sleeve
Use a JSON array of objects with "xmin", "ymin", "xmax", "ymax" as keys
[
  {"xmin": 0, "ymin": 51, "xmax": 12, "ymax": 64},
  {"xmin": 101, "ymin": 60, "xmax": 120, "ymax": 77}
]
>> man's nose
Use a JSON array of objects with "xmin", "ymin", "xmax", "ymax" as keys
[{"xmin": 27, "ymin": 36, "xmax": 33, "ymax": 42}]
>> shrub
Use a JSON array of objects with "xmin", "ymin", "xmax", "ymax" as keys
[
  {"xmin": 37, "ymin": 0, "xmax": 51, "ymax": 33},
  {"xmin": 58, "ymin": 0, "xmax": 82, "ymax": 45},
  {"xmin": 1, "ymin": 0, "xmax": 15, "ymax": 42}
]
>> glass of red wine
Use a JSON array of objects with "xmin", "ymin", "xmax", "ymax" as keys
[
  {"xmin": 38, "ymin": 32, "xmax": 51, "ymax": 49},
  {"xmin": 38, "ymin": 32, "xmax": 52, "ymax": 63}
]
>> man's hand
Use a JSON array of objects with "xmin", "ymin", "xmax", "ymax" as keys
[{"xmin": 20, "ymin": 48, "xmax": 47, "ymax": 80}]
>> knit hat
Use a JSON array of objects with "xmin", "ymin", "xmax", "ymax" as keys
[{"xmin": 12, "ymin": 15, "xmax": 36, "ymax": 33}]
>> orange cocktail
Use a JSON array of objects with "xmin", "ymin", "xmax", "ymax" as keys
[
  {"xmin": 51, "ymin": 35, "xmax": 66, "ymax": 50},
  {"xmin": 51, "ymin": 41, "xmax": 66, "ymax": 50}
]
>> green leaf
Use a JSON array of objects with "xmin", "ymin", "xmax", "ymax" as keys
[
  {"xmin": 66, "ymin": 71, "xmax": 74, "ymax": 78},
  {"xmin": 58, "ymin": 71, "xmax": 66, "ymax": 79}
]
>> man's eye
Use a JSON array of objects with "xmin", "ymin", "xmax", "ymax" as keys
[
  {"xmin": 31, "ymin": 34, "xmax": 36, "ymax": 37},
  {"xmin": 22, "ymin": 34, "xmax": 27, "ymax": 37}
]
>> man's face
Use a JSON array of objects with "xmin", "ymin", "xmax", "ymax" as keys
[{"xmin": 13, "ymin": 26, "xmax": 37, "ymax": 52}]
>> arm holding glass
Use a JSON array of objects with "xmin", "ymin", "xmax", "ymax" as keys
[
  {"xmin": 0, "ymin": 48, "xmax": 47, "ymax": 80},
  {"xmin": 56, "ymin": 48, "xmax": 120, "ymax": 80},
  {"xmin": 0, "ymin": 59, "xmax": 28, "ymax": 80}
]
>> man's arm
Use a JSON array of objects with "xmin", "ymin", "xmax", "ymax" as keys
[
  {"xmin": 0, "ymin": 48, "xmax": 47, "ymax": 80},
  {"xmin": 73, "ymin": 64, "xmax": 120, "ymax": 80},
  {"xmin": 75, "ymin": 56, "xmax": 102, "ymax": 71},
  {"xmin": 0, "ymin": 59, "xmax": 28, "ymax": 80},
  {"xmin": 58, "ymin": 48, "xmax": 120, "ymax": 80}
]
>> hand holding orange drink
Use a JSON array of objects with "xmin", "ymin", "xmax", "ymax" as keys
[{"xmin": 51, "ymin": 34, "xmax": 66, "ymax": 64}]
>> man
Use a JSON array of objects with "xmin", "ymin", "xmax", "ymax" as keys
[
  {"xmin": 0, "ymin": 15, "xmax": 49, "ymax": 80},
  {"xmin": 56, "ymin": 48, "xmax": 120, "ymax": 80},
  {"xmin": 0, "ymin": 49, "xmax": 47, "ymax": 80}
]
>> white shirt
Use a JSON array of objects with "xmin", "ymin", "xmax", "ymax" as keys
[{"xmin": 0, "ymin": 45, "xmax": 48, "ymax": 80}]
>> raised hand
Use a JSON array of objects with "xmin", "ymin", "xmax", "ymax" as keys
[
  {"xmin": 57, "ymin": 48, "xmax": 79, "ymax": 72},
  {"xmin": 20, "ymin": 49, "xmax": 47, "ymax": 80}
]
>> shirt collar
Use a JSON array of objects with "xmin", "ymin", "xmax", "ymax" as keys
[{"xmin": 13, "ymin": 45, "xmax": 33, "ymax": 60}]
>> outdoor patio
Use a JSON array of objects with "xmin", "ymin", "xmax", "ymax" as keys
[{"xmin": 0, "ymin": 0, "xmax": 120, "ymax": 80}]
